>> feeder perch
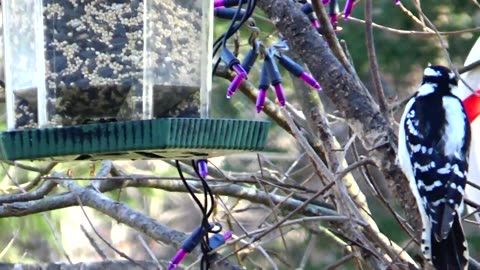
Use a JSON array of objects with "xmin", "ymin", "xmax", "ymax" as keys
[{"xmin": 0, "ymin": 0, "xmax": 270, "ymax": 161}]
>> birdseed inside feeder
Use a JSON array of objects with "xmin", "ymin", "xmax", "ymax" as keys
[{"xmin": 4, "ymin": 0, "xmax": 210, "ymax": 129}]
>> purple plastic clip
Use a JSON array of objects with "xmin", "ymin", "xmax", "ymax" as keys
[
  {"xmin": 227, "ymin": 64, "xmax": 247, "ymax": 98},
  {"xmin": 223, "ymin": 231, "xmax": 233, "ymax": 241},
  {"xmin": 168, "ymin": 223, "xmax": 213, "ymax": 270},
  {"xmin": 343, "ymin": 0, "xmax": 354, "ymax": 20},
  {"xmin": 256, "ymin": 88, "xmax": 267, "ymax": 113},
  {"xmin": 227, "ymin": 75, "xmax": 244, "ymax": 98},
  {"xmin": 169, "ymin": 225, "xmax": 232, "ymax": 270},
  {"xmin": 330, "ymin": 13, "xmax": 337, "ymax": 25},
  {"xmin": 273, "ymin": 84, "xmax": 286, "ymax": 106},
  {"xmin": 214, "ymin": 0, "xmax": 225, "ymax": 7},
  {"xmin": 274, "ymin": 53, "xmax": 321, "ymax": 91},
  {"xmin": 197, "ymin": 160, "xmax": 208, "ymax": 178},
  {"xmin": 168, "ymin": 250, "xmax": 188, "ymax": 270},
  {"xmin": 214, "ymin": 0, "xmax": 240, "ymax": 8},
  {"xmin": 232, "ymin": 64, "xmax": 247, "ymax": 78},
  {"xmin": 300, "ymin": 72, "xmax": 322, "ymax": 90}
]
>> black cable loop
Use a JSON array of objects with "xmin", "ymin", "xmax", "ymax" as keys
[
  {"xmin": 176, "ymin": 160, "xmax": 221, "ymax": 269},
  {"xmin": 212, "ymin": 0, "xmax": 257, "ymax": 75},
  {"xmin": 175, "ymin": 160, "xmax": 210, "ymax": 269}
]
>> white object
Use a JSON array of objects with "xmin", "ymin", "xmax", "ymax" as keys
[{"xmin": 455, "ymin": 36, "xmax": 480, "ymax": 222}]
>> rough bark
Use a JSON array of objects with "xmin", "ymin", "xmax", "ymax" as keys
[{"xmin": 256, "ymin": 0, "xmax": 419, "ymax": 231}]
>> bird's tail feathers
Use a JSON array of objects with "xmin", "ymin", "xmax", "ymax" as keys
[{"xmin": 431, "ymin": 213, "xmax": 469, "ymax": 270}]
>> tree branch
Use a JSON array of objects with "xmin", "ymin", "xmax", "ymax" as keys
[
  {"xmin": 365, "ymin": 0, "xmax": 389, "ymax": 120},
  {"xmin": 0, "ymin": 180, "xmax": 57, "ymax": 204},
  {"xmin": 53, "ymin": 179, "xmax": 242, "ymax": 270},
  {"xmin": 256, "ymin": 0, "xmax": 420, "ymax": 233}
]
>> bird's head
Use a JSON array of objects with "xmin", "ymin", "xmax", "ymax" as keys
[{"xmin": 418, "ymin": 65, "xmax": 457, "ymax": 96}]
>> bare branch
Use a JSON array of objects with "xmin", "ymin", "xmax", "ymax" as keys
[
  {"xmin": 80, "ymin": 225, "xmax": 108, "ymax": 260},
  {"xmin": 311, "ymin": 0, "xmax": 354, "ymax": 74},
  {"xmin": 72, "ymin": 189, "xmax": 147, "ymax": 270},
  {"xmin": 348, "ymin": 17, "xmax": 480, "ymax": 37},
  {"xmin": 52, "ymin": 178, "xmax": 242, "ymax": 270},
  {"xmin": 325, "ymin": 253, "xmax": 357, "ymax": 270},
  {"xmin": 365, "ymin": 0, "xmax": 389, "ymax": 120},
  {"xmin": 256, "ymin": 0, "xmax": 420, "ymax": 234},
  {"xmin": 0, "ymin": 180, "xmax": 57, "ymax": 204},
  {"xmin": 459, "ymin": 59, "xmax": 480, "ymax": 75}
]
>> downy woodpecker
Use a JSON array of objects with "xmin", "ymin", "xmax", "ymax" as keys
[{"xmin": 398, "ymin": 65, "xmax": 470, "ymax": 269}]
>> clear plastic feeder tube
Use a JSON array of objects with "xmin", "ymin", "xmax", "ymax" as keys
[
  {"xmin": 3, "ymin": 0, "xmax": 212, "ymax": 130},
  {"xmin": 3, "ymin": 0, "xmax": 46, "ymax": 130},
  {"xmin": 144, "ymin": 0, "xmax": 212, "ymax": 119}
]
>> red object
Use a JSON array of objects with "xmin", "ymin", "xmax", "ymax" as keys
[{"xmin": 463, "ymin": 89, "xmax": 480, "ymax": 123}]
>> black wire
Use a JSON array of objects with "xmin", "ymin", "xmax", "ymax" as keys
[
  {"xmin": 192, "ymin": 160, "xmax": 216, "ymax": 270},
  {"xmin": 175, "ymin": 160, "xmax": 216, "ymax": 270},
  {"xmin": 192, "ymin": 160, "xmax": 215, "ymax": 218},
  {"xmin": 212, "ymin": 0, "xmax": 245, "ymax": 74},
  {"xmin": 212, "ymin": 0, "xmax": 257, "ymax": 75},
  {"xmin": 213, "ymin": 0, "xmax": 250, "ymax": 50},
  {"xmin": 175, "ymin": 160, "xmax": 209, "ymax": 269},
  {"xmin": 213, "ymin": 0, "xmax": 245, "ymax": 57},
  {"xmin": 175, "ymin": 160, "xmax": 206, "ymax": 215}
]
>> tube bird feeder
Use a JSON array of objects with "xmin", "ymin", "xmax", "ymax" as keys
[{"xmin": 0, "ymin": 0, "xmax": 270, "ymax": 161}]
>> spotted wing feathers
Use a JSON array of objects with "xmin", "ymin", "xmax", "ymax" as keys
[{"xmin": 403, "ymin": 95, "xmax": 469, "ymax": 270}]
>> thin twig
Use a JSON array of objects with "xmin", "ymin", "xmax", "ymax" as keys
[
  {"xmin": 256, "ymin": 155, "xmax": 291, "ymax": 256},
  {"xmin": 459, "ymin": 59, "xmax": 480, "ymax": 75},
  {"xmin": 335, "ymin": 158, "xmax": 377, "ymax": 181},
  {"xmin": 397, "ymin": 2, "xmax": 433, "ymax": 32},
  {"xmin": 311, "ymin": 0, "xmax": 355, "ymax": 74},
  {"xmin": 412, "ymin": 0, "xmax": 426, "ymax": 27},
  {"xmin": 223, "ymin": 204, "xmax": 245, "ymax": 267},
  {"xmin": 0, "ymin": 231, "xmax": 18, "ymax": 260},
  {"xmin": 325, "ymin": 253, "xmax": 357, "ymax": 270},
  {"xmin": 3, "ymin": 161, "xmax": 45, "ymax": 173},
  {"xmin": 416, "ymin": 9, "xmax": 477, "ymax": 94},
  {"xmin": 0, "ymin": 180, "xmax": 57, "ymax": 204},
  {"xmin": 80, "ymin": 225, "xmax": 108, "ymax": 260},
  {"xmin": 389, "ymin": 93, "xmax": 416, "ymax": 114},
  {"xmin": 1, "ymin": 162, "xmax": 58, "ymax": 193},
  {"xmin": 217, "ymin": 182, "xmax": 343, "ymax": 263},
  {"xmin": 365, "ymin": 0, "xmax": 389, "ymax": 120},
  {"xmin": 0, "ymin": 164, "xmax": 71, "ymax": 264},
  {"xmin": 137, "ymin": 234, "xmax": 162, "ymax": 269},
  {"xmin": 222, "ymin": 215, "xmax": 364, "ymax": 249},
  {"xmin": 42, "ymin": 175, "xmax": 317, "ymax": 193},
  {"xmin": 472, "ymin": 0, "xmax": 480, "ymax": 9},
  {"xmin": 256, "ymin": 245, "xmax": 279, "ymax": 270},
  {"xmin": 298, "ymin": 234, "xmax": 317, "ymax": 269},
  {"xmin": 351, "ymin": 140, "xmax": 418, "ymax": 242},
  {"xmin": 348, "ymin": 17, "xmax": 480, "ymax": 36},
  {"xmin": 217, "ymin": 197, "xmax": 252, "ymax": 240},
  {"xmin": 72, "ymin": 191, "xmax": 149, "ymax": 270}
]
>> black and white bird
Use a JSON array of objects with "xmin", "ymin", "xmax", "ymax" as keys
[{"xmin": 398, "ymin": 65, "xmax": 470, "ymax": 270}]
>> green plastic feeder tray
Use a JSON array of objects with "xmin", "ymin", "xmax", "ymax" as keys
[{"xmin": 0, "ymin": 118, "xmax": 270, "ymax": 161}]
